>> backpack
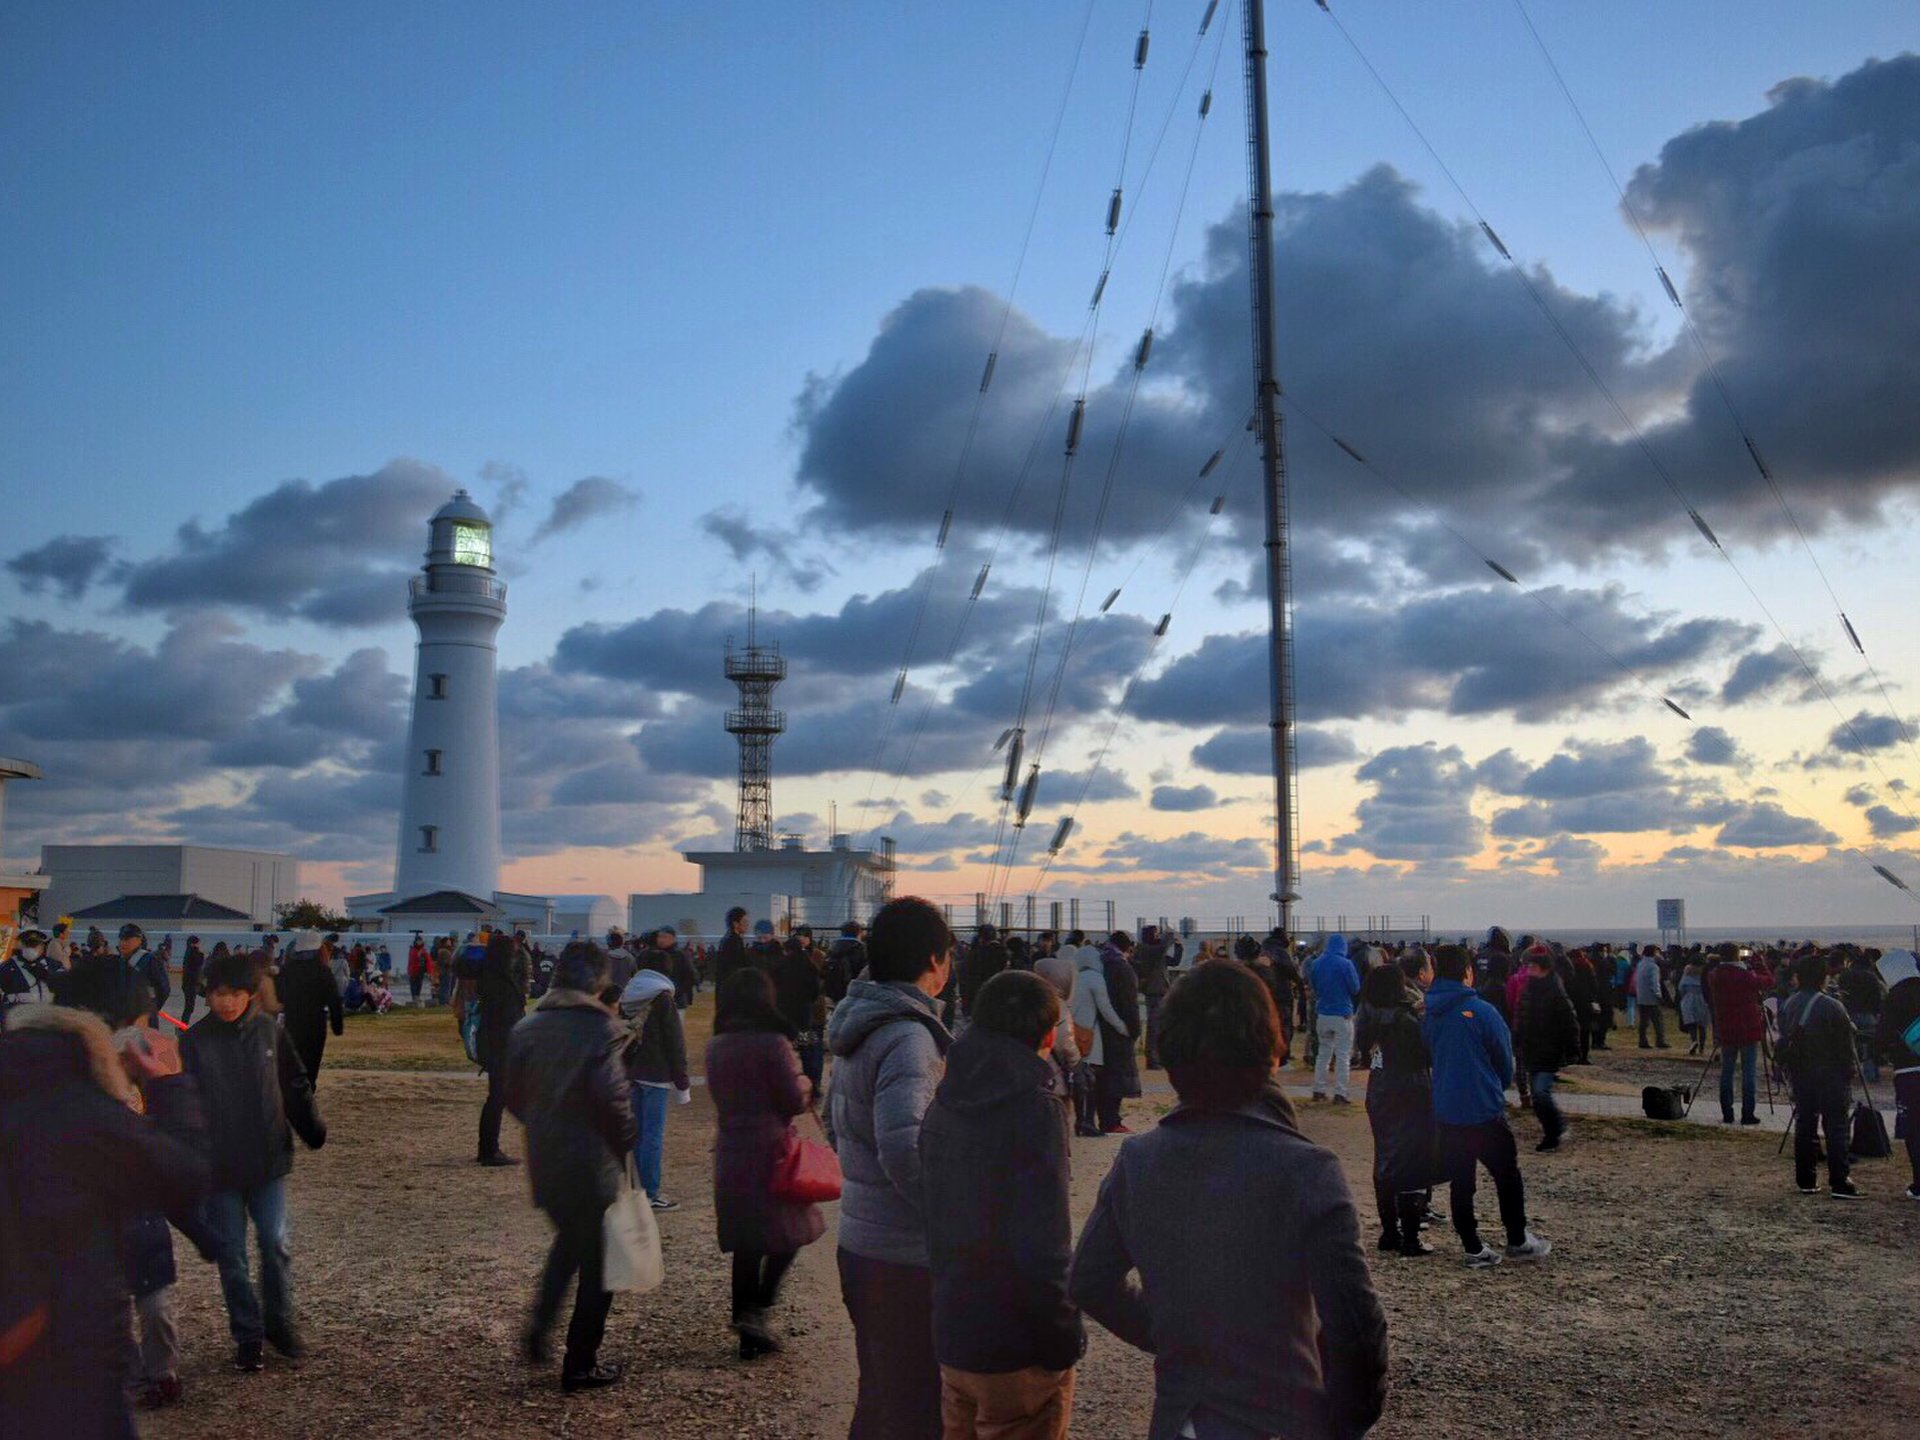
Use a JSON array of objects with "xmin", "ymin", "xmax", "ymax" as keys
[
  {"xmin": 1641, "ymin": 1085, "xmax": 1687, "ymax": 1121},
  {"xmin": 1849, "ymin": 1104, "xmax": 1891, "ymax": 1159}
]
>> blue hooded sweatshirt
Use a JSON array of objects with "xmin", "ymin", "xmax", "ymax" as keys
[
  {"xmin": 1308, "ymin": 935, "xmax": 1361, "ymax": 1019},
  {"xmin": 1422, "ymin": 978, "xmax": 1514, "ymax": 1126}
]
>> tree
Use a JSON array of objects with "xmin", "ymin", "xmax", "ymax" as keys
[{"xmin": 275, "ymin": 898, "xmax": 354, "ymax": 931}]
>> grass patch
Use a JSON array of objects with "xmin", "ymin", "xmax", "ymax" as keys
[{"xmin": 324, "ymin": 990, "xmax": 719, "ymax": 1074}]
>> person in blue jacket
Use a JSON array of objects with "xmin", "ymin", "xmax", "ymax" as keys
[
  {"xmin": 1422, "ymin": 945, "xmax": 1551, "ymax": 1269},
  {"xmin": 1308, "ymin": 934, "xmax": 1362, "ymax": 1103}
]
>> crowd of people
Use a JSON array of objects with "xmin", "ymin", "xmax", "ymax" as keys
[{"xmin": 3, "ymin": 905, "xmax": 1917, "ymax": 1439}]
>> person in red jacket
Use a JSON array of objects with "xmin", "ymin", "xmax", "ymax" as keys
[{"xmin": 1706, "ymin": 944, "xmax": 1773, "ymax": 1125}]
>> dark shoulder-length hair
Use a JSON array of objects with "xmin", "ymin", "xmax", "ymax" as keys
[
  {"xmin": 1158, "ymin": 960, "xmax": 1283, "ymax": 1111},
  {"xmin": 715, "ymin": 966, "xmax": 798, "ymax": 1039}
]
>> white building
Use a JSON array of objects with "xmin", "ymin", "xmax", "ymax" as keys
[
  {"xmin": 629, "ymin": 832, "xmax": 894, "ymax": 938},
  {"xmin": 40, "ymin": 844, "xmax": 298, "ymax": 929},
  {"xmin": 350, "ymin": 490, "xmax": 537, "ymax": 930}
]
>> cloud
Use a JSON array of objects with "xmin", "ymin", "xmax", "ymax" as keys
[
  {"xmin": 1686, "ymin": 726, "xmax": 1746, "ymax": 767},
  {"xmin": 531, "ymin": 476, "xmax": 640, "ymax": 544},
  {"xmin": 1864, "ymin": 804, "xmax": 1920, "ymax": 839},
  {"xmin": 1720, "ymin": 645, "xmax": 1822, "ymax": 705},
  {"xmin": 1487, "ymin": 737, "xmax": 1729, "ymax": 838},
  {"xmin": 1089, "ymin": 831, "xmax": 1272, "ymax": 875},
  {"xmin": 1151, "ymin": 783, "xmax": 1218, "ymax": 812},
  {"xmin": 699, "ymin": 507, "xmax": 836, "ymax": 594},
  {"xmin": 794, "ymin": 56, "xmax": 1920, "ymax": 589},
  {"xmin": 1133, "ymin": 586, "xmax": 1751, "ymax": 727},
  {"xmin": 1828, "ymin": 710, "xmax": 1916, "ymax": 755},
  {"xmin": 1190, "ymin": 725, "xmax": 1358, "ymax": 775},
  {"xmin": 7, "ymin": 535, "xmax": 117, "ymax": 600},
  {"xmin": 1714, "ymin": 803, "xmax": 1837, "ymax": 849},
  {"xmin": 1330, "ymin": 743, "xmax": 1483, "ymax": 863},
  {"xmin": 119, "ymin": 459, "xmax": 453, "ymax": 627}
]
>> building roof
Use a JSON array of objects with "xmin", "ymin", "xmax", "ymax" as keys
[
  {"xmin": 432, "ymin": 489, "xmax": 492, "ymax": 527},
  {"xmin": 377, "ymin": 889, "xmax": 503, "ymax": 917},
  {"xmin": 67, "ymin": 893, "xmax": 252, "ymax": 922}
]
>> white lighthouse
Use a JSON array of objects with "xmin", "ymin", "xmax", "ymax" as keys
[{"xmin": 391, "ymin": 489, "xmax": 505, "ymax": 903}]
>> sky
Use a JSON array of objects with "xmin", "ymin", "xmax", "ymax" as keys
[{"xmin": 3, "ymin": 1, "xmax": 1919, "ymax": 933}]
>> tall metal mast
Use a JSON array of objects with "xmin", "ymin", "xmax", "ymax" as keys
[
  {"xmin": 1242, "ymin": 0, "xmax": 1300, "ymax": 934},
  {"xmin": 724, "ymin": 578, "xmax": 787, "ymax": 852}
]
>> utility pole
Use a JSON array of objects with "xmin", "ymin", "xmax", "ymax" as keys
[{"xmin": 1242, "ymin": 0, "xmax": 1300, "ymax": 936}]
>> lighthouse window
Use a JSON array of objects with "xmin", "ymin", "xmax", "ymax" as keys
[
  {"xmin": 428, "ymin": 673, "xmax": 448, "ymax": 699},
  {"xmin": 419, "ymin": 825, "xmax": 438, "ymax": 853},
  {"xmin": 424, "ymin": 749, "xmax": 443, "ymax": 776}
]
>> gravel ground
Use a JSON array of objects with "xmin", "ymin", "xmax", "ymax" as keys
[{"xmin": 139, "ymin": 1065, "xmax": 1916, "ymax": 1439}]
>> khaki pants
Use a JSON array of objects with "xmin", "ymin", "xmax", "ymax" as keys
[{"xmin": 940, "ymin": 1364, "xmax": 1075, "ymax": 1440}]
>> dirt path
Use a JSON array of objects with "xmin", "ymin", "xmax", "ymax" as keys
[{"xmin": 140, "ymin": 1067, "xmax": 1915, "ymax": 1439}]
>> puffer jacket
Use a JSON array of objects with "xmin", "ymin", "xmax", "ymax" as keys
[
  {"xmin": 504, "ymin": 990, "xmax": 637, "ymax": 1217},
  {"xmin": 824, "ymin": 979, "xmax": 951, "ymax": 1266},
  {"xmin": 1515, "ymin": 971, "xmax": 1581, "ymax": 1074},
  {"xmin": 1070, "ymin": 949, "xmax": 1128, "ymax": 1068}
]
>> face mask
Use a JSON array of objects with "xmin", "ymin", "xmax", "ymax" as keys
[{"xmin": 20, "ymin": 947, "xmax": 42, "ymax": 961}]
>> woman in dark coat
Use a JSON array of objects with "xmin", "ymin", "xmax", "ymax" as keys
[
  {"xmin": 1353, "ymin": 960, "xmax": 1437, "ymax": 1257},
  {"xmin": 276, "ymin": 941, "xmax": 344, "ymax": 1088},
  {"xmin": 706, "ymin": 968, "xmax": 825, "ymax": 1359}
]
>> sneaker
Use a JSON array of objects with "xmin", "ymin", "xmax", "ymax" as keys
[
  {"xmin": 1074, "ymin": 1126, "xmax": 1105, "ymax": 1138},
  {"xmin": 234, "ymin": 1341, "xmax": 265, "ymax": 1374},
  {"xmin": 1740, "ymin": 1115, "xmax": 1762, "ymax": 1127},
  {"xmin": 1310, "ymin": 1092, "xmax": 1328, "ymax": 1102},
  {"xmin": 561, "ymin": 1362, "xmax": 623, "ymax": 1393},
  {"xmin": 1377, "ymin": 1231, "xmax": 1402, "ymax": 1253},
  {"xmin": 1830, "ymin": 1182, "xmax": 1863, "ymax": 1200},
  {"xmin": 478, "ymin": 1152, "xmax": 520, "ymax": 1168},
  {"xmin": 648, "ymin": 1195, "xmax": 680, "ymax": 1212},
  {"xmin": 1463, "ymin": 1246, "xmax": 1503, "ymax": 1270},
  {"xmin": 137, "ymin": 1377, "xmax": 184, "ymax": 1409},
  {"xmin": 1398, "ymin": 1235, "xmax": 1435, "ymax": 1257},
  {"xmin": 1505, "ymin": 1233, "xmax": 1552, "ymax": 1261},
  {"xmin": 1904, "ymin": 1185, "xmax": 1920, "ymax": 1201},
  {"xmin": 1797, "ymin": 1181, "xmax": 1820, "ymax": 1194},
  {"xmin": 1423, "ymin": 1207, "xmax": 1446, "ymax": 1227},
  {"xmin": 264, "ymin": 1324, "xmax": 305, "ymax": 1360},
  {"xmin": 1535, "ymin": 1136, "xmax": 1562, "ymax": 1153},
  {"xmin": 1332, "ymin": 1095, "xmax": 1352, "ymax": 1106}
]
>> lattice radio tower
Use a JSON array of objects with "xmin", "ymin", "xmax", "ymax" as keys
[{"xmin": 724, "ymin": 581, "xmax": 786, "ymax": 852}]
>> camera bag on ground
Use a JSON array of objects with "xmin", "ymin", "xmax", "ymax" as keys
[{"xmin": 1642, "ymin": 1085, "xmax": 1688, "ymax": 1121}]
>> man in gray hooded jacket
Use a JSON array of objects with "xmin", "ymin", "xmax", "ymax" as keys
[{"xmin": 825, "ymin": 896, "xmax": 954, "ymax": 1440}]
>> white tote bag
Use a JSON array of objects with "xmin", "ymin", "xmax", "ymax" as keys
[{"xmin": 602, "ymin": 1157, "xmax": 663, "ymax": 1294}]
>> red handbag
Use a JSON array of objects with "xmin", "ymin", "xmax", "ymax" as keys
[{"xmin": 772, "ymin": 1113, "xmax": 843, "ymax": 1204}]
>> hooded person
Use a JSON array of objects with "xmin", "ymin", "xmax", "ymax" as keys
[
  {"xmin": 620, "ymin": 949, "xmax": 692, "ymax": 1210},
  {"xmin": 824, "ymin": 897, "xmax": 955, "ymax": 1440},
  {"xmin": 1422, "ymin": 945, "xmax": 1550, "ymax": 1268},
  {"xmin": 1354, "ymin": 960, "xmax": 1437, "ymax": 1256},
  {"xmin": 1308, "ymin": 934, "xmax": 1361, "ymax": 1103},
  {"xmin": 1070, "ymin": 941, "xmax": 1134, "ymax": 1137},
  {"xmin": 826, "ymin": 922, "xmax": 865, "ymax": 1000},
  {"xmin": 920, "ymin": 971, "xmax": 1082, "ymax": 1439},
  {"xmin": 275, "ymin": 934, "xmax": 344, "ymax": 1089},
  {"xmin": 1872, "ymin": 950, "xmax": 1920, "ymax": 1199},
  {"xmin": 0, "ymin": 963, "xmax": 210, "ymax": 1439}
]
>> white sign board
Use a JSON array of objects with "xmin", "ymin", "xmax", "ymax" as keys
[{"xmin": 1656, "ymin": 898, "xmax": 1686, "ymax": 931}]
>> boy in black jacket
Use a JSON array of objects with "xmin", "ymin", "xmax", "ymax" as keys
[
  {"xmin": 920, "ymin": 970, "xmax": 1082, "ymax": 1439},
  {"xmin": 182, "ymin": 948, "xmax": 327, "ymax": 1373}
]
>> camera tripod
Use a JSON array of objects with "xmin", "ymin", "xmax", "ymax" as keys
[
  {"xmin": 1775, "ymin": 1042, "xmax": 1884, "ymax": 1158},
  {"xmin": 1679, "ymin": 1027, "xmax": 1779, "ymax": 1121}
]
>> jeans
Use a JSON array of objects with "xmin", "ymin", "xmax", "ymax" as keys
[
  {"xmin": 532, "ymin": 1202, "xmax": 613, "ymax": 1378},
  {"xmin": 1720, "ymin": 1043, "xmax": 1758, "ymax": 1122},
  {"xmin": 205, "ymin": 1179, "xmax": 292, "ymax": 1345},
  {"xmin": 1529, "ymin": 1071, "xmax": 1565, "ymax": 1142},
  {"xmin": 631, "ymin": 1082, "xmax": 671, "ymax": 1199},
  {"xmin": 1791, "ymin": 1067, "xmax": 1852, "ymax": 1192},
  {"xmin": 730, "ymin": 1250, "xmax": 796, "ymax": 1318},
  {"xmin": 479, "ymin": 1060, "xmax": 508, "ymax": 1160},
  {"xmin": 1314, "ymin": 1014, "xmax": 1354, "ymax": 1099},
  {"xmin": 1435, "ymin": 1119, "xmax": 1529, "ymax": 1254},
  {"xmin": 838, "ymin": 1248, "xmax": 941, "ymax": 1440},
  {"xmin": 940, "ymin": 1363, "xmax": 1076, "ymax": 1440}
]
